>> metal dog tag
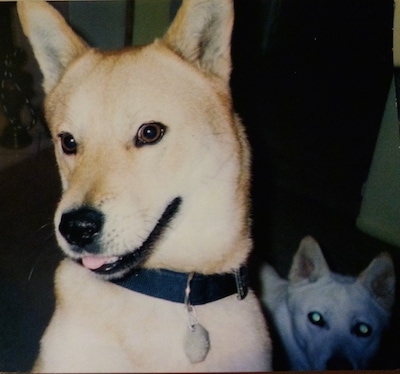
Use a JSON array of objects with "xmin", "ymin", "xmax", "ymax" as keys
[
  {"xmin": 184, "ymin": 321, "xmax": 210, "ymax": 363},
  {"xmin": 183, "ymin": 272, "xmax": 210, "ymax": 363}
]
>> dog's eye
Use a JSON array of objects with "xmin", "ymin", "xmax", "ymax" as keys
[
  {"xmin": 308, "ymin": 311, "xmax": 326, "ymax": 328},
  {"xmin": 59, "ymin": 132, "xmax": 77, "ymax": 155},
  {"xmin": 351, "ymin": 322, "xmax": 372, "ymax": 338},
  {"xmin": 135, "ymin": 122, "xmax": 166, "ymax": 147}
]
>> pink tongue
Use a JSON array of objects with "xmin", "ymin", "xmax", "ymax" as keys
[{"xmin": 81, "ymin": 256, "xmax": 116, "ymax": 270}]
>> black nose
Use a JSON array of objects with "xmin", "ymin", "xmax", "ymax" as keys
[{"xmin": 59, "ymin": 207, "xmax": 104, "ymax": 251}]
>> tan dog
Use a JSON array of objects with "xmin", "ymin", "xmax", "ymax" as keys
[{"xmin": 17, "ymin": 0, "xmax": 271, "ymax": 372}]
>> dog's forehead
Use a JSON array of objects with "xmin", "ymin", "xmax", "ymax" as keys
[
  {"xmin": 46, "ymin": 44, "xmax": 230, "ymax": 130},
  {"xmin": 292, "ymin": 277, "xmax": 388, "ymax": 319},
  {"xmin": 72, "ymin": 46, "xmax": 219, "ymax": 97}
]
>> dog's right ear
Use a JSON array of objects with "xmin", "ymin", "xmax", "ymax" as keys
[
  {"xmin": 162, "ymin": 0, "xmax": 233, "ymax": 84},
  {"xmin": 17, "ymin": 1, "xmax": 88, "ymax": 94},
  {"xmin": 358, "ymin": 252, "xmax": 395, "ymax": 311},
  {"xmin": 289, "ymin": 236, "xmax": 330, "ymax": 283}
]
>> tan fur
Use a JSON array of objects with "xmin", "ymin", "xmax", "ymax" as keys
[{"xmin": 17, "ymin": 0, "xmax": 271, "ymax": 371}]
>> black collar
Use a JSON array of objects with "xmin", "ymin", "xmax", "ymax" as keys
[{"xmin": 112, "ymin": 266, "xmax": 248, "ymax": 305}]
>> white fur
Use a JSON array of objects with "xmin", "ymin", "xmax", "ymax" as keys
[
  {"xmin": 260, "ymin": 236, "xmax": 395, "ymax": 370},
  {"xmin": 17, "ymin": 0, "xmax": 271, "ymax": 371}
]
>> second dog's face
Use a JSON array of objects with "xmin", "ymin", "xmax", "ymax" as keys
[{"xmin": 288, "ymin": 276, "xmax": 388, "ymax": 370}]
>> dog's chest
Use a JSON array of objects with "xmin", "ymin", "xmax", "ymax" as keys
[{"xmin": 41, "ymin": 261, "xmax": 270, "ymax": 372}]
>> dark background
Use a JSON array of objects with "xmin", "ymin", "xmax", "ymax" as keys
[
  {"xmin": 231, "ymin": 0, "xmax": 399, "ymax": 369},
  {"xmin": 0, "ymin": 0, "xmax": 398, "ymax": 370}
]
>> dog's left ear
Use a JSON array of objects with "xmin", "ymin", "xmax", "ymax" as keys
[
  {"xmin": 17, "ymin": 1, "xmax": 88, "ymax": 94},
  {"xmin": 289, "ymin": 236, "xmax": 330, "ymax": 284},
  {"xmin": 162, "ymin": 0, "xmax": 233, "ymax": 83},
  {"xmin": 358, "ymin": 252, "xmax": 395, "ymax": 311}
]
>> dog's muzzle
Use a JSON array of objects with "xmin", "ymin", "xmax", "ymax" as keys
[{"xmin": 58, "ymin": 197, "xmax": 182, "ymax": 279}]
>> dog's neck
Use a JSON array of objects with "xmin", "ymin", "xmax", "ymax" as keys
[{"xmin": 112, "ymin": 267, "xmax": 248, "ymax": 305}]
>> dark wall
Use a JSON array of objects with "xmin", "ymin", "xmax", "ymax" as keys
[
  {"xmin": 231, "ymin": 0, "xmax": 393, "ymax": 221},
  {"xmin": 0, "ymin": 2, "xmax": 13, "ymax": 59}
]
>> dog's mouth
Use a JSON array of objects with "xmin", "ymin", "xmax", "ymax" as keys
[
  {"xmin": 79, "ymin": 255, "xmax": 126, "ymax": 273},
  {"xmin": 75, "ymin": 197, "xmax": 182, "ymax": 279},
  {"xmin": 78, "ymin": 253, "xmax": 142, "ymax": 278}
]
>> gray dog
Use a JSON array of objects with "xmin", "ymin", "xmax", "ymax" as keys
[{"xmin": 260, "ymin": 236, "xmax": 395, "ymax": 370}]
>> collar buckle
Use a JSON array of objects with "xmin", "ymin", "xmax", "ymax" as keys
[{"xmin": 234, "ymin": 266, "xmax": 248, "ymax": 300}]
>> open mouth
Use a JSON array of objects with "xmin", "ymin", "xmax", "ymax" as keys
[{"xmin": 76, "ymin": 197, "xmax": 182, "ymax": 279}]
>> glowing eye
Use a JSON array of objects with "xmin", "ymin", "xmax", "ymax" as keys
[
  {"xmin": 135, "ymin": 122, "xmax": 166, "ymax": 147},
  {"xmin": 308, "ymin": 311, "xmax": 326, "ymax": 328},
  {"xmin": 59, "ymin": 132, "xmax": 77, "ymax": 155},
  {"xmin": 352, "ymin": 322, "xmax": 372, "ymax": 338}
]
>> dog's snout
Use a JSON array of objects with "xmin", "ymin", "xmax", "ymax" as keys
[{"xmin": 59, "ymin": 207, "xmax": 104, "ymax": 251}]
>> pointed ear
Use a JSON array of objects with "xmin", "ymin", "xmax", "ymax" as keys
[
  {"xmin": 358, "ymin": 253, "xmax": 395, "ymax": 311},
  {"xmin": 162, "ymin": 0, "xmax": 233, "ymax": 83},
  {"xmin": 289, "ymin": 236, "xmax": 330, "ymax": 283},
  {"xmin": 17, "ymin": 1, "xmax": 88, "ymax": 93}
]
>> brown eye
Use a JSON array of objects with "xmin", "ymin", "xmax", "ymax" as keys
[
  {"xmin": 59, "ymin": 132, "xmax": 77, "ymax": 154},
  {"xmin": 135, "ymin": 122, "xmax": 166, "ymax": 147}
]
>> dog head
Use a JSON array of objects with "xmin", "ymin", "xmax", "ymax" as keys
[
  {"xmin": 18, "ymin": 0, "xmax": 251, "ymax": 279},
  {"xmin": 287, "ymin": 236, "xmax": 395, "ymax": 370}
]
